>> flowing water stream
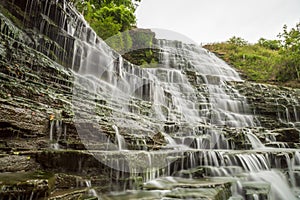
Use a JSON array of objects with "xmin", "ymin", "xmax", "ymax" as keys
[
  {"xmin": 71, "ymin": 30, "xmax": 300, "ymax": 199},
  {"xmin": 65, "ymin": 3, "xmax": 300, "ymax": 199},
  {"xmin": 2, "ymin": 0, "xmax": 300, "ymax": 199}
]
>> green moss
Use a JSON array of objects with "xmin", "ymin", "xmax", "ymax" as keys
[
  {"xmin": 0, "ymin": 171, "xmax": 55, "ymax": 185},
  {"xmin": 0, "ymin": 5, "xmax": 24, "ymax": 29},
  {"xmin": 122, "ymin": 48, "xmax": 159, "ymax": 67}
]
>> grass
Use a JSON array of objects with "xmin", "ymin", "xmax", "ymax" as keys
[{"xmin": 204, "ymin": 43, "xmax": 280, "ymax": 83}]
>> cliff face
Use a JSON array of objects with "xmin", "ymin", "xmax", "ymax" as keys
[
  {"xmin": 232, "ymin": 81, "xmax": 300, "ymax": 146},
  {"xmin": 3, "ymin": 0, "xmax": 299, "ymax": 152},
  {"xmin": 0, "ymin": 1, "xmax": 117, "ymax": 198},
  {"xmin": 0, "ymin": 2, "xmax": 76, "ymax": 150},
  {"xmin": 1, "ymin": 0, "xmax": 300, "ymax": 199}
]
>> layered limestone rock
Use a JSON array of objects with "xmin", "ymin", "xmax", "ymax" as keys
[
  {"xmin": 1, "ymin": 0, "xmax": 300, "ymax": 199},
  {"xmin": 230, "ymin": 81, "xmax": 300, "ymax": 147}
]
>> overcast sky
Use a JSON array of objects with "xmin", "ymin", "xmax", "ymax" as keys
[{"xmin": 136, "ymin": 0, "xmax": 300, "ymax": 44}]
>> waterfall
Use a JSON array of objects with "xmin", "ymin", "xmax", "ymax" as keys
[
  {"xmin": 245, "ymin": 130, "xmax": 265, "ymax": 149},
  {"xmin": 161, "ymin": 132, "xmax": 177, "ymax": 146},
  {"xmin": 39, "ymin": 7, "xmax": 300, "ymax": 197},
  {"xmin": 71, "ymin": 25, "xmax": 270, "ymax": 180},
  {"xmin": 154, "ymin": 40, "xmax": 255, "ymax": 128},
  {"xmin": 49, "ymin": 120, "xmax": 54, "ymax": 142},
  {"xmin": 49, "ymin": 120, "xmax": 60, "ymax": 150},
  {"xmin": 3, "ymin": 0, "xmax": 300, "ymax": 199},
  {"xmin": 248, "ymin": 170, "xmax": 297, "ymax": 200},
  {"xmin": 112, "ymin": 125, "xmax": 126, "ymax": 150},
  {"xmin": 85, "ymin": 180, "xmax": 100, "ymax": 198}
]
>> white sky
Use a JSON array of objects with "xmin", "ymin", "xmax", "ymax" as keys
[{"xmin": 136, "ymin": 0, "xmax": 300, "ymax": 44}]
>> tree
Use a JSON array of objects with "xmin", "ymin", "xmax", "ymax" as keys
[
  {"xmin": 91, "ymin": 16, "xmax": 122, "ymax": 40},
  {"xmin": 93, "ymin": 4, "xmax": 136, "ymax": 32},
  {"xmin": 73, "ymin": 0, "xmax": 141, "ymax": 39},
  {"xmin": 276, "ymin": 22, "xmax": 300, "ymax": 81},
  {"xmin": 88, "ymin": 0, "xmax": 141, "ymax": 11},
  {"xmin": 278, "ymin": 23, "xmax": 300, "ymax": 50},
  {"xmin": 257, "ymin": 38, "xmax": 281, "ymax": 50},
  {"xmin": 227, "ymin": 36, "xmax": 248, "ymax": 46}
]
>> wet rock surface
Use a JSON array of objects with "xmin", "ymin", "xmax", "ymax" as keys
[
  {"xmin": 105, "ymin": 177, "xmax": 232, "ymax": 200},
  {"xmin": 1, "ymin": 0, "xmax": 300, "ymax": 200},
  {"xmin": 231, "ymin": 81, "xmax": 300, "ymax": 130},
  {"xmin": 0, "ymin": 171, "xmax": 54, "ymax": 199}
]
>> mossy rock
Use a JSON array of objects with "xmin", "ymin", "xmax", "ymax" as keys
[{"xmin": 0, "ymin": 171, "xmax": 55, "ymax": 199}]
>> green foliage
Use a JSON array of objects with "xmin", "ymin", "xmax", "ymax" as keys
[
  {"xmin": 130, "ymin": 30, "xmax": 154, "ymax": 50},
  {"xmin": 72, "ymin": 0, "xmax": 160, "ymax": 67},
  {"xmin": 122, "ymin": 30, "xmax": 133, "ymax": 51},
  {"xmin": 91, "ymin": 16, "xmax": 121, "ymax": 39},
  {"xmin": 257, "ymin": 38, "xmax": 281, "ymax": 50},
  {"xmin": 204, "ymin": 40, "xmax": 279, "ymax": 82},
  {"xmin": 124, "ymin": 29, "xmax": 156, "ymax": 66},
  {"xmin": 227, "ymin": 36, "xmax": 248, "ymax": 46},
  {"xmin": 122, "ymin": 48, "xmax": 159, "ymax": 67},
  {"xmin": 105, "ymin": 31, "xmax": 124, "ymax": 52},
  {"xmin": 204, "ymin": 22, "xmax": 300, "ymax": 86},
  {"xmin": 279, "ymin": 23, "xmax": 300, "ymax": 50},
  {"xmin": 93, "ymin": 4, "xmax": 136, "ymax": 32},
  {"xmin": 84, "ymin": 0, "xmax": 141, "ymax": 12},
  {"xmin": 277, "ymin": 23, "xmax": 300, "ymax": 81},
  {"xmin": 72, "ymin": 0, "xmax": 140, "ymax": 39}
]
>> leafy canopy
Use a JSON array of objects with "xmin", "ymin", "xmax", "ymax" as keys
[
  {"xmin": 72, "ymin": 0, "xmax": 141, "ymax": 39},
  {"xmin": 277, "ymin": 23, "xmax": 300, "ymax": 81}
]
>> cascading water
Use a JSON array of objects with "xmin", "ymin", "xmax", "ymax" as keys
[
  {"xmin": 85, "ymin": 180, "xmax": 99, "ymax": 198},
  {"xmin": 155, "ymin": 40, "xmax": 255, "ymax": 128},
  {"xmin": 112, "ymin": 125, "xmax": 126, "ymax": 150},
  {"xmin": 70, "ymin": 22, "xmax": 300, "ymax": 198},
  {"xmin": 3, "ymin": 0, "xmax": 300, "ymax": 199},
  {"xmin": 245, "ymin": 130, "xmax": 265, "ymax": 149}
]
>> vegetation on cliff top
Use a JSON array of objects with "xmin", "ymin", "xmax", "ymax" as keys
[
  {"xmin": 72, "ymin": 0, "xmax": 158, "ymax": 66},
  {"xmin": 72, "ymin": 1, "xmax": 300, "ymax": 83},
  {"xmin": 72, "ymin": 0, "xmax": 141, "ymax": 40},
  {"xmin": 204, "ymin": 22, "xmax": 300, "ymax": 87}
]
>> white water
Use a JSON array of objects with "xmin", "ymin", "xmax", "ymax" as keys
[
  {"xmin": 85, "ymin": 180, "xmax": 100, "ymax": 199},
  {"xmin": 112, "ymin": 125, "xmax": 126, "ymax": 150},
  {"xmin": 72, "ymin": 30, "xmax": 256, "ymax": 153},
  {"xmin": 246, "ymin": 130, "xmax": 265, "ymax": 149},
  {"xmin": 249, "ymin": 170, "xmax": 297, "ymax": 200},
  {"xmin": 5, "ymin": 1, "xmax": 300, "ymax": 199},
  {"xmin": 66, "ymin": 12, "xmax": 300, "ymax": 199},
  {"xmin": 49, "ymin": 120, "xmax": 60, "ymax": 150},
  {"xmin": 49, "ymin": 120, "xmax": 54, "ymax": 142},
  {"xmin": 155, "ymin": 40, "xmax": 255, "ymax": 128}
]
